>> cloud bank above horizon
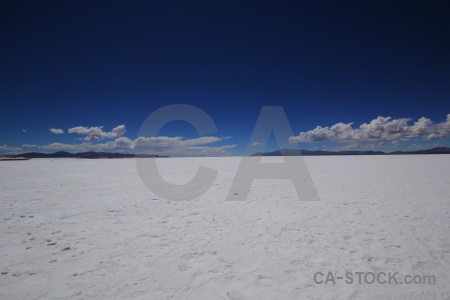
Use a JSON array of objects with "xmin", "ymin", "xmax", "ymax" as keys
[
  {"xmin": 20, "ymin": 125, "xmax": 237, "ymax": 157},
  {"xmin": 289, "ymin": 114, "xmax": 450, "ymax": 150},
  {"xmin": 2, "ymin": 114, "xmax": 450, "ymax": 156}
]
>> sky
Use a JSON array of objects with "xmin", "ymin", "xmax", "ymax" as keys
[{"xmin": 1, "ymin": 0, "xmax": 449, "ymax": 156}]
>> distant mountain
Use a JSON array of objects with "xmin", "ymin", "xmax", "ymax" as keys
[
  {"xmin": 251, "ymin": 147, "xmax": 450, "ymax": 156},
  {"xmin": 389, "ymin": 147, "xmax": 450, "ymax": 155},
  {"xmin": 76, "ymin": 152, "xmax": 136, "ymax": 159},
  {"xmin": 6, "ymin": 151, "xmax": 167, "ymax": 159},
  {"xmin": 3, "ymin": 147, "xmax": 449, "ymax": 159},
  {"xmin": 8, "ymin": 151, "xmax": 77, "ymax": 158}
]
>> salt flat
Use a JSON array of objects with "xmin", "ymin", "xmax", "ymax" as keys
[{"xmin": 0, "ymin": 155, "xmax": 449, "ymax": 299}]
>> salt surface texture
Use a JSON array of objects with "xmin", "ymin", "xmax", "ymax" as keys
[{"xmin": 0, "ymin": 155, "xmax": 449, "ymax": 299}]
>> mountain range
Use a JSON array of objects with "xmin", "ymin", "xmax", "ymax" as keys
[
  {"xmin": 2, "ymin": 147, "xmax": 449, "ymax": 159},
  {"xmin": 251, "ymin": 147, "xmax": 450, "ymax": 156},
  {"xmin": 3, "ymin": 151, "xmax": 166, "ymax": 159}
]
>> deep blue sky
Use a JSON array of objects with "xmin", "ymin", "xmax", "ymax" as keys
[{"xmin": 1, "ymin": 1, "xmax": 449, "ymax": 155}]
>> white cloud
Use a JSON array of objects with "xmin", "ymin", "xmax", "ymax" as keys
[
  {"xmin": 182, "ymin": 136, "xmax": 223, "ymax": 146},
  {"xmin": 0, "ymin": 145, "xmax": 22, "ymax": 153},
  {"xmin": 49, "ymin": 128, "xmax": 64, "ymax": 134},
  {"xmin": 39, "ymin": 143, "xmax": 77, "ymax": 151},
  {"xmin": 289, "ymin": 114, "xmax": 450, "ymax": 149},
  {"xmin": 250, "ymin": 142, "xmax": 264, "ymax": 147},
  {"xmin": 409, "ymin": 117, "xmax": 433, "ymax": 138},
  {"xmin": 436, "ymin": 114, "xmax": 450, "ymax": 139},
  {"xmin": 25, "ymin": 123, "xmax": 234, "ymax": 156},
  {"xmin": 25, "ymin": 136, "xmax": 236, "ymax": 156},
  {"xmin": 133, "ymin": 136, "xmax": 235, "ymax": 156},
  {"xmin": 67, "ymin": 125, "xmax": 126, "ymax": 141}
]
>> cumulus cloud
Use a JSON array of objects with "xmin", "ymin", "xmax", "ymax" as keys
[
  {"xmin": 22, "ymin": 122, "xmax": 234, "ymax": 156},
  {"xmin": 0, "ymin": 145, "xmax": 22, "ymax": 153},
  {"xmin": 67, "ymin": 125, "xmax": 126, "ymax": 141},
  {"xmin": 289, "ymin": 114, "xmax": 450, "ymax": 149},
  {"xmin": 40, "ymin": 143, "xmax": 78, "ymax": 151},
  {"xmin": 49, "ymin": 128, "xmax": 64, "ymax": 134},
  {"xmin": 133, "ymin": 136, "xmax": 236, "ymax": 156},
  {"xmin": 24, "ymin": 136, "xmax": 236, "ymax": 156}
]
